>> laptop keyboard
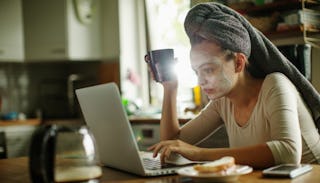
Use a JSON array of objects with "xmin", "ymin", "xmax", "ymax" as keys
[
  {"xmin": 142, "ymin": 158, "xmax": 178, "ymax": 170},
  {"xmin": 142, "ymin": 158, "xmax": 161, "ymax": 170}
]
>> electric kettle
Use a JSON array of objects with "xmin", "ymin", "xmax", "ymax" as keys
[{"xmin": 29, "ymin": 124, "xmax": 102, "ymax": 183}]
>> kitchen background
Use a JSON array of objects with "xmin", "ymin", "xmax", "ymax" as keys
[
  {"xmin": 0, "ymin": 62, "xmax": 100, "ymax": 119},
  {"xmin": 0, "ymin": 0, "xmax": 121, "ymax": 120},
  {"xmin": 1, "ymin": 0, "xmax": 320, "ymax": 158}
]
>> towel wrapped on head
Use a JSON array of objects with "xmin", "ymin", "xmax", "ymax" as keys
[
  {"xmin": 185, "ymin": 4, "xmax": 251, "ymax": 57},
  {"xmin": 184, "ymin": 2, "xmax": 320, "ymax": 131}
]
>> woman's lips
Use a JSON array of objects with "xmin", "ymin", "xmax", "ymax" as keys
[{"xmin": 203, "ymin": 88, "xmax": 214, "ymax": 94}]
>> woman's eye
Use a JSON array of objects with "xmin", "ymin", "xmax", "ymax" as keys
[{"xmin": 204, "ymin": 68, "xmax": 214, "ymax": 74}]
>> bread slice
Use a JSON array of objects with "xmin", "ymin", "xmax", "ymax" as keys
[{"xmin": 193, "ymin": 156, "xmax": 235, "ymax": 173}]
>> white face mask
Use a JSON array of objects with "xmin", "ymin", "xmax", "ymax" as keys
[{"xmin": 190, "ymin": 42, "xmax": 236, "ymax": 101}]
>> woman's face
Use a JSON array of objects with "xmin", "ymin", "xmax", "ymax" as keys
[{"xmin": 190, "ymin": 41, "xmax": 237, "ymax": 101}]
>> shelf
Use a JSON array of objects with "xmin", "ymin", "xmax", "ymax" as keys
[
  {"xmin": 302, "ymin": 0, "xmax": 320, "ymax": 47},
  {"xmin": 265, "ymin": 26, "xmax": 301, "ymax": 37},
  {"xmin": 238, "ymin": 0, "xmax": 300, "ymax": 15},
  {"xmin": 265, "ymin": 26, "xmax": 319, "ymax": 38},
  {"xmin": 235, "ymin": 0, "xmax": 320, "ymax": 15},
  {"xmin": 232, "ymin": 0, "xmax": 320, "ymax": 47},
  {"xmin": 264, "ymin": 26, "xmax": 320, "ymax": 46}
]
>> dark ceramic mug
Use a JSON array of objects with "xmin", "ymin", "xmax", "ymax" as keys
[{"xmin": 145, "ymin": 48, "xmax": 177, "ymax": 82}]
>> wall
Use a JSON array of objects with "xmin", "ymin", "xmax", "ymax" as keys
[
  {"xmin": 0, "ymin": 61, "xmax": 119, "ymax": 119},
  {"xmin": 101, "ymin": 0, "xmax": 120, "ymax": 60}
]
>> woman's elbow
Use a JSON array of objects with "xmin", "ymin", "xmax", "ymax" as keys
[
  {"xmin": 278, "ymin": 144, "xmax": 301, "ymax": 164},
  {"xmin": 282, "ymin": 151, "xmax": 301, "ymax": 164}
]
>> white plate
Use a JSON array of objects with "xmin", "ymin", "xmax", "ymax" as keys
[{"xmin": 177, "ymin": 165, "xmax": 253, "ymax": 182}]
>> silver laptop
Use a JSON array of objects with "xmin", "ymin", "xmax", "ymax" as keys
[{"xmin": 75, "ymin": 82, "xmax": 189, "ymax": 176}]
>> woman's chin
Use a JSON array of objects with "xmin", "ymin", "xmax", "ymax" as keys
[{"xmin": 207, "ymin": 94, "xmax": 224, "ymax": 101}]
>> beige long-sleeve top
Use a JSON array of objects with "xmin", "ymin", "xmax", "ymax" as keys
[{"xmin": 179, "ymin": 73, "xmax": 320, "ymax": 164}]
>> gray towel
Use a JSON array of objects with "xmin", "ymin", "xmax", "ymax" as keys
[{"xmin": 184, "ymin": 2, "xmax": 320, "ymax": 131}]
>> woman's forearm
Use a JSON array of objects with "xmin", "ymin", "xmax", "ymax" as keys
[
  {"xmin": 198, "ymin": 143, "xmax": 275, "ymax": 169},
  {"xmin": 160, "ymin": 83, "xmax": 180, "ymax": 140}
]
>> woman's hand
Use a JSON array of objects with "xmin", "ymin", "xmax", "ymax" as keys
[
  {"xmin": 144, "ymin": 54, "xmax": 157, "ymax": 81},
  {"xmin": 148, "ymin": 140, "xmax": 202, "ymax": 163}
]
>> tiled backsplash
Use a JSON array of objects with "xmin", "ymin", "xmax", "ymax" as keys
[{"xmin": 0, "ymin": 61, "xmax": 105, "ymax": 119}]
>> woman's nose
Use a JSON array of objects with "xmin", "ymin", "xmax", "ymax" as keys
[{"xmin": 197, "ymin": 75, "xmax": 206, "ymax": 86}]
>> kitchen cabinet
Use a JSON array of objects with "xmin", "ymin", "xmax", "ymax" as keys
[
  {"xmin": 0, "ymin": 0, "xmax": 102, "ymax": 62},
  {"xmin": 2, "ymin": 125, "xmax": 36, "ymax": 158},
  {"xmin": 0, "ymin": 0, "xmax": 24, "ymax": 61},
  {"xmin": 24, "ymin": 0, "xmax": 102, "ymax": 61},
  {"xmin": 0, "ymin": 119, "xmax": 40, "ymax": 158}
]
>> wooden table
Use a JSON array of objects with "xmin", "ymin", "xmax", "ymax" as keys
[{"xmin": 0, "ymin": 157, "xmax": 319, "ymax": 183}]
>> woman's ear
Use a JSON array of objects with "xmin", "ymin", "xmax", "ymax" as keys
[{"xmin": 234, "ymin": 53, "xmax": 247, "ymax": 73}]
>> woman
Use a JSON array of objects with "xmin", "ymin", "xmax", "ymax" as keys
[{"xmin": 147, "ymin": 2, "xmax": 320, "ymax": 169}]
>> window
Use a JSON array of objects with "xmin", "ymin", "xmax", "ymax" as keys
[{"xmin": 145, "ymin": 0, "xmax": 198, "ymax": 114}]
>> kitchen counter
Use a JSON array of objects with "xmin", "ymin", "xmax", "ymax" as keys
[
  {"xmin": 0, "ymin": 118, "xmax": 41, "ymax": 127},
  {"xmin": 44, "ymin": 118, "xmax": 84, "ymax": 125},
  {"xmin": 129, "ymin": 115, "xmax": 193, "ymax": 124},
  {"xmin": 0, "ymin": 118, "xmax": 41, "ymax": 158}
]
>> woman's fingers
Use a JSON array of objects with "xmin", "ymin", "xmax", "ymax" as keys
[
  {"xmin": 144, "ymin": 55, "xmax": 157, "ymax": 81},
  {"xmin": 148, "ymin": 68, "xmax": 156, "ymax": 80},
  {"xmin": 160, "ymin": 147, "xmax": 168, "ymax": 163},
  {"xmin": 147, "ymin": 143, "xmax": 156, "ymax": 151},
  {"xmin": 150, "ymin": 140, "xmax": 202, "ymax": 162},
  {"xmin": 152, "ymin": 143, "xmax": 164, "ymax": 158},
  {"xmin": 162, "ymin": 147, "xmax": 172, "ymax": 163},
  {"xmin": 161, "ymin": 146, "xmax": 182, "ymax": 163},
  {"xmin": 151, "ymin": 141, "xmax": 169, "ymax": 158},
  {"xmin": 148, "ymin": 140, "xmax": 173, "ymax": 158},
  {"xmin": 149, "ymin": 140, "xmax": 198, "ymax": 163}
]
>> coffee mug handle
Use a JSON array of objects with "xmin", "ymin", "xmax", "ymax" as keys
[
  {"xmin": 144, "ymin": 54, "xmax": 150, "ymax": 63},
  {"xmin": 144, "ymin": 54, "xmax": 161, "ymax": 82},
  {"xmin": 29, "ymin": 125, "xmax": 58, "ymax": 183}
]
